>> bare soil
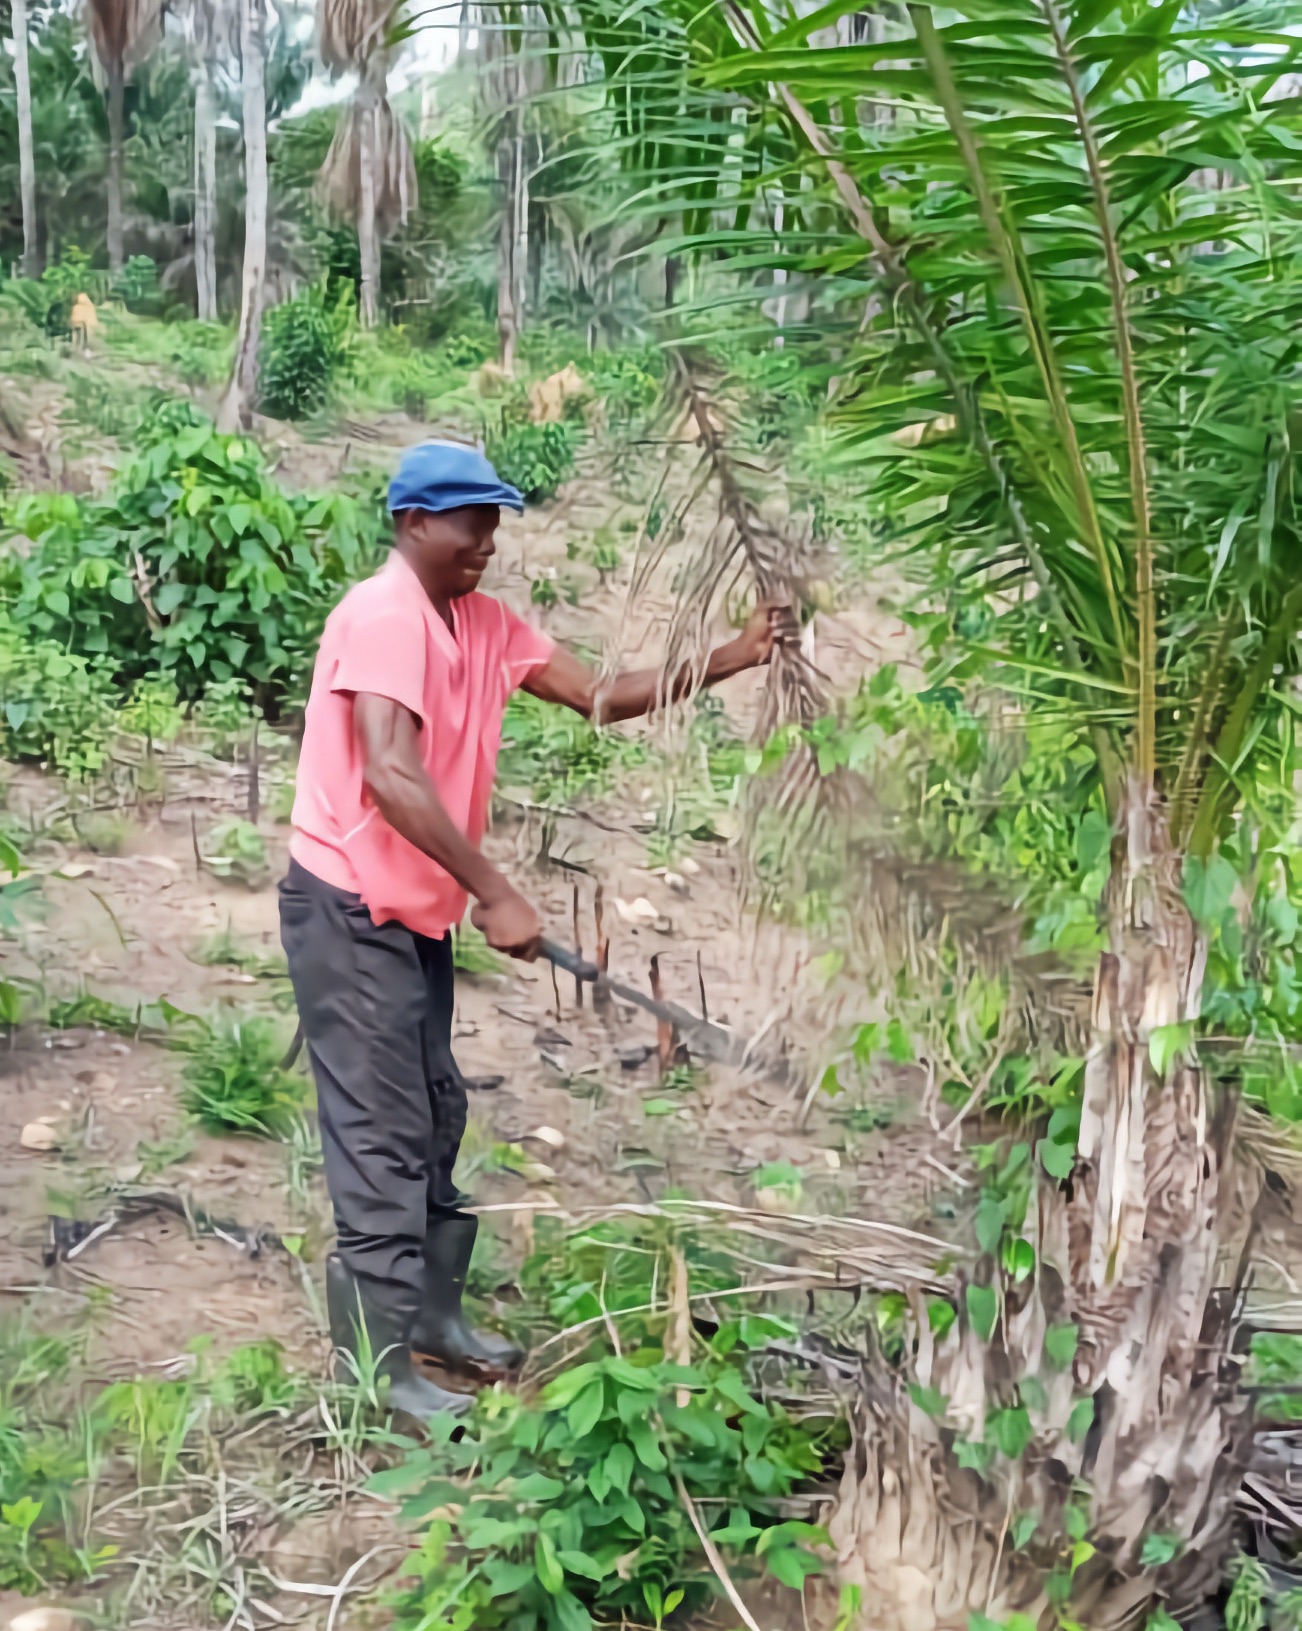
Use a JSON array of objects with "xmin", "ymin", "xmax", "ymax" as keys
[{"xmin": 0, "ymin": 444, "xmax": 954, "ymax": 1629}]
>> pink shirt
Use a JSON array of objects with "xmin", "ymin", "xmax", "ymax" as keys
[{"xmin": 290, "ymin": 551, "xmax": 554, "ymax": 936}]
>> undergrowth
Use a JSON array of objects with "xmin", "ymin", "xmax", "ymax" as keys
[
  {"xmin": 378, "ymin": 1217, "xmax": 842, "ymax": 1631},
  {"xmin": 179, "ymin": 1015, "xmax": 308, "ymax": 1138}
]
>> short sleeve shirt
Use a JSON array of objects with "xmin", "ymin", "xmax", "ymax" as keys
[{"xmin": 289, "ymin": 550, "xmax": 554, "ymax": 936}]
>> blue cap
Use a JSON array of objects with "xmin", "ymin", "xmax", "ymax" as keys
[{"xmin": 388, "ymin": 440, "xmax": 524, "ymax": 516}]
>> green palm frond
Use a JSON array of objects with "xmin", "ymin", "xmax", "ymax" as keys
[{"xmin": 541, "ymin": 0, "xmax": 1302, "ymax": 845}]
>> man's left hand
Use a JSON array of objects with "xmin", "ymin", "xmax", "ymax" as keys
[{"xmin": 732, "ymin": 601, "xmax": 800, "ymax": 669}]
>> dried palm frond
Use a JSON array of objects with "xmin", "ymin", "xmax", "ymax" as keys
[
  {"xmin": 314, "ymin": 92, "xmax": 415, "ymax": 234},
  {"xmin": 84, "ymin": 0, "xmax": 162, "ymax": 73},
  {"xmin": 663, "ymin": 357, "xmax": 827, "ymax": 740},
  {"xmin": 316, "ymin": 0, "xmax": 393, "ymax": 72}
]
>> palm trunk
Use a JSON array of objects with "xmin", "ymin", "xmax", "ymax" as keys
[
  {"xmin": 12, "ymin": 0, "xmax": 38, "ymax": 277},
  {"xmin": 217, "ymin": 0, "xmax": 267, "ymax": 432},
  {"xmin": 106, "ymin": 60, "xmax": 126, "ymax": 273},
  {"xmin": 829, "ymin": 781, "xmax": 1253, "ymax": 1629},
  {"xmin": 356, "ymin": 60, "xmax": 383, "ymax": 331},
  {"xmin": 496, "ymin": 117, "xmax": 528, "ymax": 373},
  {"xmin": 193, "ymin": 58, "xmax": 219, "ymax": 322}
]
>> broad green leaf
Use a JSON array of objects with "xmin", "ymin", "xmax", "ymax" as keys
[
  {"xmin": 975, "ymin": 1194, "xmax": 1007, "ymax": 1256},
  {"xmin": 557, "ymin": 1549, "xmax": 608, "ymax": 1581},
  {"xmin": 988, "ymin": 1406, "xmax": 1033, "ymax": 1460},
  {"xmin": 567, "ymin": 1381, "xmax": 604, "ymax": 1439},
  {"xmin": 513, "ymin": 1472, "xmax": 566, "ymax": 1502},
  {"xmin": 1044, "ymin": 1322, "xmax": 1079, "ymax": 1371},
  {"xmin": 1183, "ymin": 855, "xmax": 1237, "ymax": 925},
  {"xmin": 966, "ymin": 1284, "xmax": 999, "ymax": 1342},
  {"xmin": 1067, "ymin": 1398, "xmax": 1095, "ymax": 1443},
  {"xmin": 1148, "ymin": 1022, "xmax": 1194, "ymax": 1077},
  {"xmin": 535, "ymin": 1532, "xmax": 564, "ymax": 1595},
  {"xmin": 907, "ymin": 1383, "xmax": 947, "ymax": 1418}
]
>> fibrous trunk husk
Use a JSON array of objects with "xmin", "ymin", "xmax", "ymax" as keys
[
  {"xmin": 830, "ymin": 780, "xmax": 1260, "ymax": 1630},
  {"xmin": 314, "ymin": 80, "xmax": 415, "ymax": 238}
]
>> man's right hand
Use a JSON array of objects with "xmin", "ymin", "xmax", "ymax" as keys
[{"xmin": 472, "ymin": 885, "xmax": 543, "ymax": 960}]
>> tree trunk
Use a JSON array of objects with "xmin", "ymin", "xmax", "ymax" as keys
[
  {"xmin": 193, "ymin": 58, "xmax": 219, "ymax": 323},
  {"xmin": 494, "ymin": 35, "xmax": 527, "ymax": 376},
  {"xmin": 194, "ymin": 61, "xmax": 218, "ymax": 321},
  {"xmin": 12, "ymin": 0, "xmax": 38, "ymax": 277},
  {"xmin": 217, "ymin": 0, "xmax": 267, "ymax": 432},
  {"xmin": 829, "ymin": 780, "xmax": 1256, "ymax": 1630},
  {"xmin": 495, "ymin": 110, "xmax": 520, "ymax": 374},
  {"xmin": 356, "ymin": 60, "xmax": 383, "ymax": 331},
  {"xmin": 106, "ymin": 60, "xmax": 126, "ymax": 273}
]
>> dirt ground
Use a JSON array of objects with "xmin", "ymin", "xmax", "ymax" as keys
[{"xmin": 0, "ymin": 439, "xmax": 957, "ymax": 1629}]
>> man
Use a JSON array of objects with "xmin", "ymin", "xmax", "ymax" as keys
[{"xmin": 281, "ymin": 440, "xmax": 787, "ymax": 1421}]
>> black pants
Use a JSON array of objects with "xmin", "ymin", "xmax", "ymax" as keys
[{"xmin": 279, "ymin": 859, "xmax": 468, "ymax": 1322}]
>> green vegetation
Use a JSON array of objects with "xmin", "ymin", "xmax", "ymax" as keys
[
  {"xmin": 1, "ymin": 0, "xmax": 1301, "ymax": 1623},
  {"xmin": 260, "ymin": 285, "xmax": 354, "ymax": 420},
  {"xmin": 0, "ymin": 1323, "xmax": 303, "ymax": 1594},
  {"xmin": 487, "ymin": 419, "xmax": 582, "ymax": 506},
  {"xmin": 377, "ymin": 1219, "xmax": 837, "ymax": 1631},
  {"xmin": 498, "ymin": 691, "xmax": 649, "ymax": 807},
  {"xmin": 179, "ymin": 1016, "xmax": 308, "ymax": 1139},
  {"xmin": 3, "ymin": 402, "xmax": 381, "ymax": 709}
]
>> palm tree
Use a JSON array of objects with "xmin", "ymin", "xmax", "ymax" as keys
[
  {"xmin": 479, "ymin": 2, "xmax": 529, "ymax": 371},
  {"xmin": 563, "ymin": 0, "xmax": 1302, "ymax": 1623},
  {"xmin": 217, "ymin": 0, "xmax": 267, "ymax": 429},
  {"xmin": 85, "ymin": 0, "xmax": 163, "ymax": 272},
  {"xmin": 11, "ymin": 0, "xmax": 38, "ymax": 275},
  {"xmin": 184, "ymin": 0, "xmax": 238, "ymax": 321},
  {"xmin": 315, "ymin": 0, "xmax": 416, "ymax": 328}
]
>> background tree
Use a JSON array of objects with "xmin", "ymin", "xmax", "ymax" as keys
[
  {"xmin": 184, "ymin": 0, "xmax": 239, "ymax": 320},
  {"xmin": 315, "ymin": 0, "xmax": 415, "ymax": 328},
  {"xmin": 217, "ymin": 0, "xmax": 268, "ymax": 427},
  {"xmin": 11, "ymin": 0, "xmax": 39, "ymax": 274},
  {"xmin": 84, "ymin": 0, "xmax": 163, "ymax": 271}
]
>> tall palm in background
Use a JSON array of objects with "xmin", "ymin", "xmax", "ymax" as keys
[
  {"xmin": 85, "ymin": 0, "xmax": 163, "ymax": 271},
  {"xmin": 217, "ymin": 0, "xmax": 267, "ymax": 427},
  {"xmin": 316, "ymin": 0, "xmax": 415, "ymax": 327},
  {"xmin": 185, "ymin": 0, "xmax": 239, "ymax": 320},
  {"xmin": 11, "ymin": 0, "xmax": 38, "ymax": 274},
  {"xmin": 561, "ymin": 0, "xmax": 1302, "ymax": 1622},
  {"xmin": 477, "ymin": 2, "xmax": 532, "ymax": 370}
]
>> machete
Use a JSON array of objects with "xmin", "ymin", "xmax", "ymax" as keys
[
  {"xmin": 281, "ymin": 936, "xmax": 746, "ymax": 1072},
  {"xmin": 538, "ymin": 937, "xmax": 743, "ymax": 1064}
]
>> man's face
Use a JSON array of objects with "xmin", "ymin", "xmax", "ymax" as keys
[{"xmin": 405, "ymin": 505, "xmax": 501, "ymax": 597}]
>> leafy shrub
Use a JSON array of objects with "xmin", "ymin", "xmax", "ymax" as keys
[
  {"xmin": 0, "ymin": 616, "xmax": 119, "ymax": 779},
  {"xmin": 4, "ymin": 401, "xmax": 381, "ymax": 708},
  {"xmin": 589, "ymin": 344, "xmax": 665, "ymax": 425},
  {"xmin": 260, "ymin": 286, "xmax": 353, "ymax": 420},
  {"xmin": 202, "ymin": 818, "xmax": 268, "ymax": 886},
  {"xmin": 180, "ymin": 1014, "xmax": 308, "ymax": 1138},
  {"xmin": 381, "ymin": 1348, "xmax": 829, "ymax": 1631},
  {"xmin": 168, "ymin": 321, "xmax": 231, "ymax": 388},
  {"xmin": 0, "ymin": 249, "xmax": 107, "ymax": 339},
  {"xmin": 376, "ymin": 1220, "xmax": 835, "ymax": 1631},
  {"xmin": 486, "ymin": 419, "xmax": 581, "ymax": 504},
  {"xmin": 110, "ymin": 255, "xmax": 162, "ymax": 315},
  {"xmin": 443, "ymin": 323, "xmax": 497, "ymax": 370},
  {"xmin": 0, "ymin": 1329, "xmax": 101, "ymax": 1592},
  {"xmin": 498, "ymin": 690, "xmax": 647, "ymax": 806}
]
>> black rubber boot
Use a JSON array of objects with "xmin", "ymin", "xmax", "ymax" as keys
[
  {"xmin": 325, "ymin": 1252, "xmax": 471, "ymax": 1422},
  {"xmin": 410, "ymin": 1213, "xmax": 524, "ymax": 1380}
]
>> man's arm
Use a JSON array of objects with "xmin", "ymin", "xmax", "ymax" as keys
[
  {"xmin": 354, "ymin": 692, "xmax": 541, "ymax": 956},
  {"xmin": 522, "ymin": 601, "xmax": 796, "ymax": 723}
]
